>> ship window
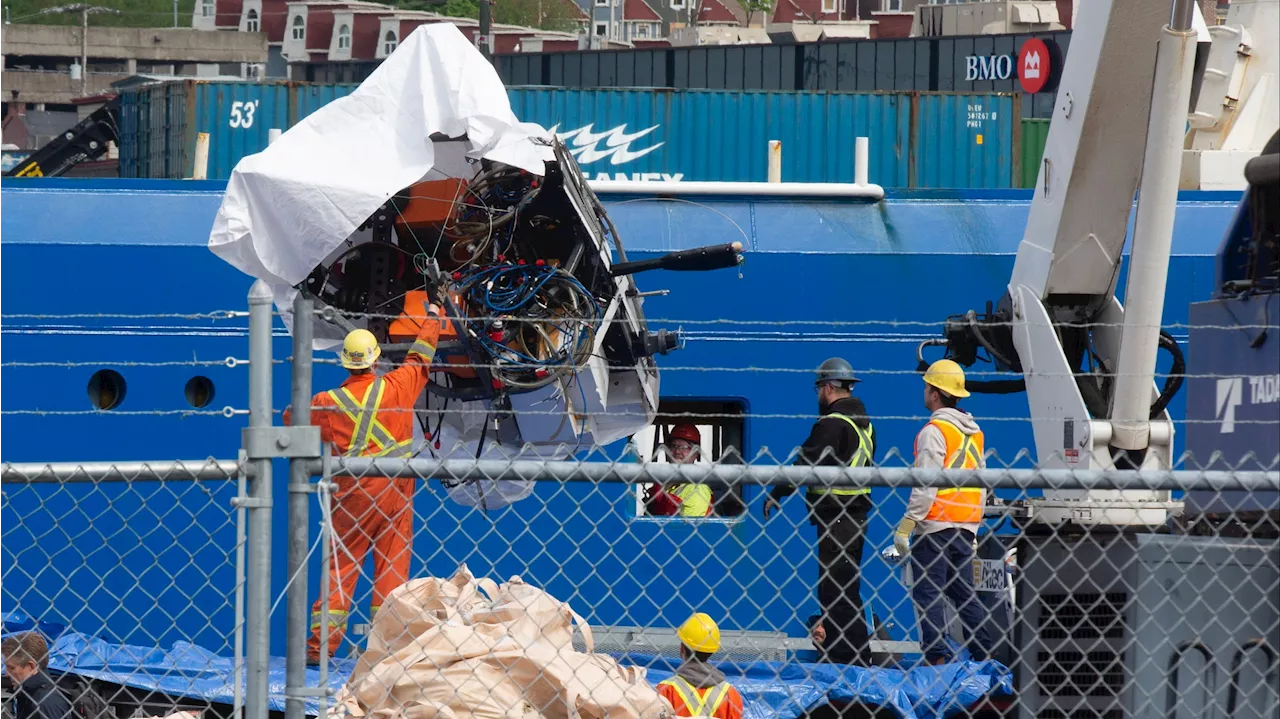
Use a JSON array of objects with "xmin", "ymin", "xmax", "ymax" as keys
[
  {"xmin": 88, "ymin": 370, "xmax": 127, "ymax": 411},
  {"xmin": 184, "ymin": 376, "xmax": 217, "ymax": 409},
  {"xmin": 631, "ymin": 399, "xmax": 747, "ymax": 520}
]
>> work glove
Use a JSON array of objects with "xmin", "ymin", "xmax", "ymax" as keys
[
  {"xmin": 893, "ymin": 517, "xmax": 917, "ymax": 557},
  {"xmin": 880, "ymin": 545, "xmax": 903, "ymax": 563},
  {"xmin": 426, "ymin": 302, "xmax": 442, "ymax": 318}
]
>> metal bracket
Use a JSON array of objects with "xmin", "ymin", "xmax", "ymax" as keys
[
  {"xmin": 242, "ymin": 426, "xmax": 322, "ymax": 459},
  {"xmin": 231, "ymin": 497, "xmax": 271, "ymax": 509},
  {"xmin": 284, "ymin": 688, "xmax": 334, "ymax": 699},
  {"xmin": 289, "ymin": 481, "xmax": 338, "ymax": 494}
]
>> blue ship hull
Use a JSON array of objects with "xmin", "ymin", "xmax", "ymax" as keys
[{"xmin": 0, "ymin": 180, "xmax": 1239, "ymax": 657}]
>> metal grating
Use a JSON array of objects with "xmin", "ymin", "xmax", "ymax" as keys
[
  {"xmin": 1037, "ymin": 650, "xmax": 1126, "ymax": 697},
  {"xmin": 1038, "ymin": 592, "xmax": 1128, "ymax": 639}
]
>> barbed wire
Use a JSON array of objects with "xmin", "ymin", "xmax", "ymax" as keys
[
  {"xmin": 1, "ymin": 358, "xmax": 255, "ymax": 368},
  {"xmin": 298, "ymin": 355, "xmax": 1267, "ymax": 380},
  {"xmin": 0, "ymin": 312, "xmax": 247, "ymax": 320},
  {"xmin": 0, "ymin": 402, "xmax": 1276, "ymax": 425},
  {"xmin": 376, "ymin": 409, "xmax": 1280, "ymax": 424},
  {"xmin": 0, "ymin": 408, "xmax": 247, "ymax": 417},
  {"xmin": 3, "ymin": 311, "xmax": 1273, "ymax": 331}
]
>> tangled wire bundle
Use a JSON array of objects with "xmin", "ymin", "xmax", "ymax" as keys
[{"xmin": 452, "ymin": 262, "xmax": 601, "ymax": 390}]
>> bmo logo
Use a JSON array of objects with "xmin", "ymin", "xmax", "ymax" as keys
[
  {"xmin": 962, "ymin": 38, "xmax": 1055, "ymax": 93},
  {"xmin": 1018, "ymin": 38, "xmax": 1050, "ymax": 93}
]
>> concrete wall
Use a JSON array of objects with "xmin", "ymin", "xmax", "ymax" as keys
[
  {"xmin": 1, "ymin": 24, "xmax": 267, "ymax": 63},
  {"xmin": 1, "ymin": 70, "xmax": 132, "ymax": 105}
]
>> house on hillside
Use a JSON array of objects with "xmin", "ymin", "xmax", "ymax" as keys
[{"xmin": 194, "ymin": 0, "xmax": 588, "ymax": 76}]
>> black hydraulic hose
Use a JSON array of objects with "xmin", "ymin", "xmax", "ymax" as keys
[
  {"xmin": 967, "ymin": 378, "xmax": 1028, "ymax": 394},
  {"xmin": 1149, "ymin": 330, "xmax": 1185, "ymax": 418},
  {"xmin": 967, "ymin": 310, "xmax": 1019, "ymax": 371}
]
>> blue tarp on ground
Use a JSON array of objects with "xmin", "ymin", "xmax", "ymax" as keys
[{"xmin": 2, "ymin": 613, "xmax": 1011, "ymax": 718}]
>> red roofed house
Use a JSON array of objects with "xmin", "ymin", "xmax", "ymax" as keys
[
  {"xmin": 766, "ymin": 0, "xmax": 877, "ymax": 41},
  {"xmin": 640, "ymin": 0, "xmax": 743, "ymax": 44},
  {"xmin": 196, "ymin": 0, "xmax": 586, "ymax": 78},
  {"xmin": 580, "ymin": 0, "xmax": 671, "ymax": 48}
]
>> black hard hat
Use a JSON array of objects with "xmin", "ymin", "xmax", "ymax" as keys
[{"xmin": 815, "ymin": 357, "xmax": 859, "ymax": 387}]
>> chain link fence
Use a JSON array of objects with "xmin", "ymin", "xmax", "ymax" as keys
[{"xmin": 2, "ymin": 287, "xmax": 1278, "ymax": 719}]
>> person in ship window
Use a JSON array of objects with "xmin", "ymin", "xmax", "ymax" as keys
[{"xmin": 645, "ymin": 424, "xmax": 713, "ymax": 517}]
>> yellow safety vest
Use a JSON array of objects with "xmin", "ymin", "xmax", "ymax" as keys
[
  {"xmin": 659, "ymin": 676, "xmax": 733, "ymax": 717},
  {"xmin": 671, "ymin": 483, "xmax": 713, "ymax": 517},
  {"xmin": 808, "ymin": 413, "xmax": 874, "ymax": 497},
  {"xmin": 925, "ymin": 418, "xmax": 985, "ymax": 523}
]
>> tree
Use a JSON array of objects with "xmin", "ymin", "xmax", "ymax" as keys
[
  {"xmin": 5, "ymin": 0, "xmax": 196, "ymax": 27},
  {"xmin": 492, "ymin": 0, "xmax": 583, "ymax": 32},
  {"xmin": 735, "ymin": 0, "xmax": 772, "ymax": 26},
  {"xmin": 392, "ymin": 0, "xmax": 581, "ymax": 30},
  {"xmin": 392, "ymin": 0, "xmax": 477, "ymax": 16}
]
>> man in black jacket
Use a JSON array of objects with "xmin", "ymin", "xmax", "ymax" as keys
[
  {"xmin": 2, "ymin": 632, "xmax": 72, "ymax": 719},
  {"xmin": 763, "ymin": 358, "xmax": 876, "ymax": 665}
]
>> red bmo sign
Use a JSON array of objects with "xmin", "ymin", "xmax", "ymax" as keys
[{"xmin": 1018, "ymin": 38, "xmax": 1050, "ymax": 93}]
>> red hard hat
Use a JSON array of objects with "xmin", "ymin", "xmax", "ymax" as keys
[{"xmin": 669, "ymin": 424, "xmax": 701, "ymax": 444}]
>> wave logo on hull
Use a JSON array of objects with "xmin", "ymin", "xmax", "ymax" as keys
[{"xmin": 548, "ymin": 123, "xmax": 664, "ymax": 165}]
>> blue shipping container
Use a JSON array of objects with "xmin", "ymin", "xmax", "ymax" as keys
[
  {"xmin": 912, "ymin": 94, "xmax": 1015, "ymax": 189},
  {"xmin": 508, "ymin": 88, "xmax": 912, "ymax": 186},
  {"xmin": 120, "ymin": 81, "xmax": 292, "ymax": 180},
  {"xmin": 297, "ymin": 88, "xmax": 1009, "ymax": 187},
  {"xmin": 120, "ymin": 81, "xmax": 1017, "ymax": 188}
]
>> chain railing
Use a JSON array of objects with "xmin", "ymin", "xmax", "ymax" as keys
[{"xmin": 3, "ymin": 282, "xmax": 1278, "ymax": 719}]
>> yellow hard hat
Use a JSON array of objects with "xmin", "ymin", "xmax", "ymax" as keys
[
  {"xmin": 676, "ymin": 613, "xmax": 721, "ymax": 654},
  {"xmin": 341, "ymin": 329, "xmax": 381, "ymax": 370},
  {"xmin": 923, "ymin": 359, "xmax": 970, "ymax": 398}
]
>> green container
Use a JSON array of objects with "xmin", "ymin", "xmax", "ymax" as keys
[{"xmin": 1019, "ymin": 118, "xmax": 1050, "ymax": 189}]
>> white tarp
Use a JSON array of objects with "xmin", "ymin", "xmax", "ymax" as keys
[
  {"xmin": 204, "ymin": 24, "xmax": 655, "ymax": 475},
  {"xmin": 207, "ymin": 23, "xmax": 554, "ymax": 304}
]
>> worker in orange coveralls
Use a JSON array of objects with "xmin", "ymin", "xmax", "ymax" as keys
[
  {"xmin": 284, "ymin": 303, "xmax": 440, "ymax": 664},
  {"xmin": 658, "ymin": 613, "xmax": 744, "ymax": 719}
]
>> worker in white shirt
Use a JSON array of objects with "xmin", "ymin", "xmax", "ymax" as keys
[{"xmin": 892, "ymin": 359, "xmax": 994, "ymax": 664}]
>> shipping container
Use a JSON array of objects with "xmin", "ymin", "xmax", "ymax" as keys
[
  {"xmin": 118, "ymin": 82, "xmax": 1018, "ymax": 188},
  {"xmin": 911, "ymin": 94, "xmax": 1016, "ymax": 189},
  {"xmin": 508, "ymin": 88, "xmax": 912, "ymax": 185},
  {"xmin": 1019, "ymin": 118, "xmax": 1050, "ymax": 189},
  {"xmin": 119, "ymin": 80, "xmax": 292, "ymax": 180}
]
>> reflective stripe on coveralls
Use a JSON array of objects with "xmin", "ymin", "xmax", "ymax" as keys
[
  {"xmin": 924, "ymin": 418, "xmax": 984, "ymax": 523},
  {"xmin": 808, "ymin": 413, "xmax": 874, "ymax": 496},
  {"xmin": 326, "ymin": 379, "xmax": 412, "ymax": 458},
  {"xmin": 659, "ymin": 676, "xmax": 732, "ymax": 717}
]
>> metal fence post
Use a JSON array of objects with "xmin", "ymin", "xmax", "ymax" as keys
[
  {"xmin": 285, "ymin": 292, "xmax": 315, "ymax": 719},
  {"xmin": 233, "ymin": 450, "xmax": 248, "ymax": 719},
  {"xmin": 245, "ymin": 280, "xmax": 274, "ymax": 719}
]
